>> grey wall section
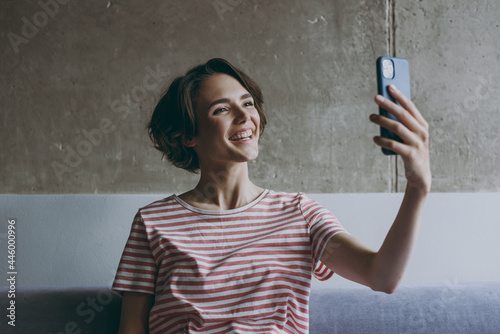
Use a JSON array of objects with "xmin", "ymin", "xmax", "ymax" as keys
[
  {"xmin": 1, "ymin": 0, "xmax": 499, "ymax": 194},
  {"xmin": 394, "ymin": 1, "xmax": 500, "ymax": 192},
  {"xmin": 1, "ymin": 193, "xmax": 499, "ymax": 288}
]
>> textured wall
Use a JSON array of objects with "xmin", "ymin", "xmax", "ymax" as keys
[
  {"xmin": 1, "ymin": 0, "xmax": 499, "ymax": 194},
  {"xmin": 394, "ymin": 1, "xmax": 500, "ymax": 192}
]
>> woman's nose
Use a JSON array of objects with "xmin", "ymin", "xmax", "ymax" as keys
[{"xmin": 233, "ymin": 105, "xmax": 250, "ymax": 122}]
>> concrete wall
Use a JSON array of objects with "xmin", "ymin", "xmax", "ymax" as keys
[{"xmin": 2, "ymin": 0, "xmax": 499, "ymax": 194}]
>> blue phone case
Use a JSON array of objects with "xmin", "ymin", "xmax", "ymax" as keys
[{"xmin": 376, "ymin": 56, "xmax": 411, "ymax": 155}]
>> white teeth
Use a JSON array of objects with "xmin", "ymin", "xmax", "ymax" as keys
[{"xmin": 230, "ymin": 130, "xmax": 253, "ymax": 141}]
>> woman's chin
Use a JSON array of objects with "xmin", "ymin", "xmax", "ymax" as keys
[{"xmin": 243, "ymin": 148, "xmax": 259, "ymax": 162}]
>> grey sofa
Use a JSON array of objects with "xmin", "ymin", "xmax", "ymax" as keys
[{"xmin": 1, "ymin": 283, "xmax": 499, "ymax": 333}]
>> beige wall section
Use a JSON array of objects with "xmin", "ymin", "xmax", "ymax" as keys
[{"xmin": 1, "ymin": 0, "xmax": 498, "ymax": 194}]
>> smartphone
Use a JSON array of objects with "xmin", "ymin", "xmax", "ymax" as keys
[{"xmin": 376, "ymin": 56, "xmax": 411, "ymax": 155}]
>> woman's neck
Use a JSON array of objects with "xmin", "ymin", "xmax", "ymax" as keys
[{"xmin": 179, "ymin": 163, "xmax": 264, "ymax": 211}]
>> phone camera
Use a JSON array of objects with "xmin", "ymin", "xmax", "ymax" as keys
[{"xmin": 382, "ymin": 59, "xmax": 394, "ymax": 79}]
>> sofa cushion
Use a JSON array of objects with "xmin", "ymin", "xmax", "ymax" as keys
[{"xmin": 309, "ymin": 282, "xmax": 500, "ymax": 333}]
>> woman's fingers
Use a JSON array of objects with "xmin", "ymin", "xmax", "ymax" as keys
[
  {"xmin": 369, "ymin": 113, "xmax": 416, "ymax": 145},
  {"xmin": 372, "ymin": 135, "xmax": 410, "ymax": 156},
  {"xmin": 374, "ymin": 94, "xmax": 421, "ymax": 135},
  {"xmin": 387, "ymin": 85, "xmax": 429, "ymax": 130}
]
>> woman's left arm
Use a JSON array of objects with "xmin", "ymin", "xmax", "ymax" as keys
[{"xmin": 320, "ymin": 84, "xmax": 431, "ymax": 293}]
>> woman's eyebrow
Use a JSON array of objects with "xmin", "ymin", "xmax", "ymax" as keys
[
  {"xmin": 208, "ymin": 98, "xmax": 230, "ymax": 109},
  {"xmin": 208, "ymin": 93, "xmax": 253, "ymax": 109}
]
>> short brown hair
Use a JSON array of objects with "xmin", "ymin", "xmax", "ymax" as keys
[{"xmin": 147, "ymin": 58, "xmax": 266, "ymax": 173}]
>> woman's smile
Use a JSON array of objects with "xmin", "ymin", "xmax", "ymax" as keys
[{"xmin": 228, "ymin": 128, "xmax": 254, "ymax": 142}]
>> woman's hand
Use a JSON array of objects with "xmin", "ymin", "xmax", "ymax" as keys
[{"xmin": 370, "ymin": 84, "xmax": 431, "ymax": 194}]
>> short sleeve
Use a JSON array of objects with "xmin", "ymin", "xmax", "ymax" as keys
[
  {"xmin": 112, "ymin": 211, "xmax": 157, "ymax": 295},
  {"xmin": 298, "ymin": 193, "xmax": 348, "ymax": 281}
]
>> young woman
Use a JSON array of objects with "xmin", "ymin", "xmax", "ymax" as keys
[{"xmin": 112, "ymin": 58, "xmax": 431, "ymax": 334}]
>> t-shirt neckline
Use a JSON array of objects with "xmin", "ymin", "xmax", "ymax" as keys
[{"xmin": 172, "ymin": 189, "xmax": 270, "ymax": 215}]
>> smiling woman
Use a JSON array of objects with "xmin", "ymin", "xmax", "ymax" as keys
[{"xmin": 112, "ymin": 58, "xmax": 431, "ymax": 334}]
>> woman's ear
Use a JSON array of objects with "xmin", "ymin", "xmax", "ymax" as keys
[{"xmin": 183, "ymin": 136, "xmax": 197, "ymax": 148}]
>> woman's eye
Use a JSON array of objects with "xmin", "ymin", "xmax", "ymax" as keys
[
  {"xmin": 244, "ymin": 101, "xmax": 254, "ymax": 107},
  {"xmin": 213, "ymin": 107, "xmax": 227, "ymax": 115}
]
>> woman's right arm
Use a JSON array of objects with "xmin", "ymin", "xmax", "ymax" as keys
[{"xmin": 117, "ymin": 291, "xmax": 155, "ymax": 334}]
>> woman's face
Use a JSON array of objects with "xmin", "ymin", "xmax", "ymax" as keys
[{"xmin": 186, "ymin": 73, "xmax": 260, "ymax": 169}]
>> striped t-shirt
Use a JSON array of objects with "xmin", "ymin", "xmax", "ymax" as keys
[{"xmin": 112, "ymin": 189, "xmax": 347, "ymax": 333}]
